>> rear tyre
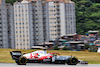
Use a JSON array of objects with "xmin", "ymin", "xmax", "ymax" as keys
[{"xmin": 15, "ymin": 57, "xmax": 27, "ymax": 65}]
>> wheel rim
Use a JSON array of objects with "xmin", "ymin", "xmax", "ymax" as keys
[
  {"xmin": 71, "ymin": 57, "xmax": 78, "ymax": 64},
  {"xmin": 19, "ymin": 57, "xmax": 27, "ymax": 64},
  {"xmin": 21, "ymin": 58, "xmax": 26, "ymax": 63}
]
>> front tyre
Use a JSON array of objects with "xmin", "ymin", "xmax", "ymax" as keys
[{"xmin": 66, "ymin": 57, "xmax": 78, "ymax": 65}]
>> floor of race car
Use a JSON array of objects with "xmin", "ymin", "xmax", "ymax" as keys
[{"xmin": 0, "ymin": 63, "xmax": 99, "ymax": 67}]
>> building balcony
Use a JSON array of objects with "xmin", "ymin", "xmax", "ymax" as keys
[
  {"xmin": 8, "ymin": 38, "xmax": 12, "ymax": 40},
  {"xmin": 43, "ymin": 17, "xmax": 46, "ymax": 19},
  {"xmin": 42, "ymin": 8, "xmax": 46, "ymax": 10},
  {"xmin": 33, "ymin": 34, "xmax": 36, "ymax": 36},
  {"xmin": 33, "ymin": 25, "xmax": 36, "ymax": 27},
  {"xmin": 44, "ymin": 33, "xmax": 47, "ymax": 35},
  {"xmin": 57, "ymin": 12, "xmax": 60, "ymax": 14},
  {"xmin": 43, "ymin": 21, "xmax": 46, "ymax": 23},
  {"xmin": 8, "ymin": 29, "xmax": 11, "ymax": 31},
  {"xmin": 0, "ymin": 29, "xmax": 2, "ymax": 31},
  {"xmin": 44, "ymin": 29, "xmax": 46, "ymax": 31},
  {"xmin": 33, "ymin": 21, "xmax": 35, "ymax": 23},
  {"xmin": 8, "ymin": 25, "xmax": 11, "ymax": 27},
  {"xmin": 33, "ymin": 39, "xmax": 37, "ymax": 40},
  {"xmin": 57, "ymin": 28, "xmax": 60, "ymax": 31},
  {"xmin": 44, "ymin": 37, "xmax": 47, "ymax": 39},
  {"xmin": 33, "ymin": 17, "xmax": 35, "ymax": 19},
  {"xmin": 43, "ymin": 14, "xmax": 46, "ymax": 17},
  {"xmin": 7, "ymin": 21, "xmax": 10, "ymax": 23},
  {"xmin": 56, "ymin": 14, "xmax": 60, "ymax": 17},
  {"xmin": 56, "ymin": 8, "xmax": 60, "ymax": 11},
  {"xmin": 43, "ymin": 25, "xmax": 46, "ymax": 27},
  {"xmin": 56, "ymin": 11, "xmax": 60, "ymax": 13},
  {"xmin": 33, "ymin": 42, "xmax": 37, "ymax": 45},
  {"xmin": 43, "ymin": 13, "xmax": 45, "ymax": 14},
  {"xmin": 32, "ymin": 9, "xmax": 36, "ymax": 10},
  {"xmin": 8, "ymin": 34, "xmax": 11, "ymax": 36},
  {"xmin": 32, "ymin": 13, "xmax": 35, "ymax": 14},
  {"xmin": 33, "ymin": 29, "xmax": 36, "ymax": 31},
  {"xmin": 57, "ymin": 20, "xmax": 60, "ymax": 22},
  {"xmin": 58, "ymin": 32, "xmax": 61, "ymax": 35},
  {"xmin": 57, "ymin": 24, "xmax": 60, "ymax": 27},
  {"xmin": 7, "ymin": 12, "xmax": 10, "ymax": 14}
]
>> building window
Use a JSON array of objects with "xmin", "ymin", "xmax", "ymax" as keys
[
  {"xmin": 20, "ymin": 35, "xmax": 22, "ymax": 37},
  {"xmin": 23, "ymin": 39, "xmax": 25, "ymax": 41}
]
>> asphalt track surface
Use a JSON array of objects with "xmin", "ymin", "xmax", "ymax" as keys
[{"xmin": 0, "ymin": 63, "xmax": 100, "ymax": 67}]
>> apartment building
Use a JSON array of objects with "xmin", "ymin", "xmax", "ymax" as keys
[
  {"xmin": 14, "ymin": 0, "xmax": 46, "ymax": 49},
  {"xmin": 44, "ymin": 0, "xmax": 76, "ymax": 40},
  {"xmin": 31, "ymin": 0, "xmax": 45, "ymax": 45},
  {"xmin": 14, "ymin": 0, "xmax": 32, "ymax": 49},
  {"xmin": 29, "ymin": 0, "xmax": 76, "ymax": 40},
  {"xmin": 6, "ymin": 3, "xmax": 15, "ymax": 49},
  {"xmin": 0, "ymin": 0, "xmax": 8, "ymax": 48},
  {"xmin": 14, "ymin": 0, "xmax": 76, "ymax": 49},
  {"xmin": 0, "ymin": 0, "xmax": 14, "ymax": 49},
  {"xmin": 28, "ymin": 0, "xmax": 50, "ymax": 44}
]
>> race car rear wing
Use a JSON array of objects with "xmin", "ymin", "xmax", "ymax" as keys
[{"xmin": 10, "ymin": 51, "xmax": 22, "ymax": 60}]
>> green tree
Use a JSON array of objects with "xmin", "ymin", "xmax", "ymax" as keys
[
  {"xmin": 6, "ymin": 0, "xmax": 21, "ymax": 5},
  {"xmin": 76, "ymin": 0, "xmax": 100, "ymax": 34},
  {"xmin": 53, "ymin": 45, "xmax": 60, "ymax": 50},
  {"xmin": 84, "ymin": 44, "xmax": 90, "ymax": 49},
  {"xmin": 90, "ymin": 46, "xmax": 97, "ymax": 52},
  {"xmin": 62, "ymin": 46, "xmax": 69, "ymax": 50}
]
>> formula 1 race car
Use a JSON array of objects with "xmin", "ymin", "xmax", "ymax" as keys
[{"xmin": 10, "ymin": 50, "xmax": 88, "ymax": 65}]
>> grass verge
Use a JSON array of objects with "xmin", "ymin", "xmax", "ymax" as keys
[{"xmin": 0, "ymin": 48, "xmax": 100, "ymax": 64}]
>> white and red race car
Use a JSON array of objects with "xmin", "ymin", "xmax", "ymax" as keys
[{"xmin": 10, "ymin": 50, "xmax": 88, "ymax": 65}]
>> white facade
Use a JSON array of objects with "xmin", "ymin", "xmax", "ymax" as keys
[
  {"xmin": 14, "ymin": 0, "xmax": 46, "ymax": 49},
  {"xmin": 45, "ymin": 0, "xmax": 76, "ymax": 40},
  {"xmin": 14, "ymin": 0, "xmax": 32, "ymax": 49},
  {"xmin": 60, "ymin": 3, "xmax": 66, "ymax": 36}
]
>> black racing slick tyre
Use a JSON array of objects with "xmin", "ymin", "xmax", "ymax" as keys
[
  {"xmin": 66, "ymin": 57, "xmax": 78, "ymax": 65},
  {"xmin": 15, "ymin": 57, "xmax": 27, "ymax": 65}
]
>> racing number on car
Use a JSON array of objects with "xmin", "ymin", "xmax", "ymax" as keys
[{"xmin": 30, "ymin": 53, "xmax": 39, "ymax": 58}]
